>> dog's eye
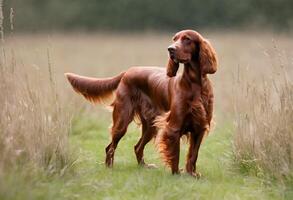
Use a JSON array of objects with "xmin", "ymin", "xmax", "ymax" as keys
[{"xmin": 183, "ymin": 38, "xmax": 192, "ymax": 45}]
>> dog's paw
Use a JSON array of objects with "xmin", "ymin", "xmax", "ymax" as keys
[
  {"xmin": 191, "ymin": 171, "xmax": 201, "ymax": 179},
  {"xmin": 182, "ymin": 170, "xmax": 202, "ymax": 179},
  {"xmin": 141, "ymin": 163, "xmax": 158, "ymax": 169}
]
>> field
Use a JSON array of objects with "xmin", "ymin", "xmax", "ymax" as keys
[{"xmin": 0, "ymin": 31, "xmax": 292, "ymax": 199}]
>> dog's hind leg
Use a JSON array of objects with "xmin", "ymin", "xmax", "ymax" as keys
[
  {"xmin": 105, "ymin": 90, "xmax": 134, "ymax": 168},
  {"xmin": 134, "ymin": 120, "xmax": 157, "ymax": 168}
]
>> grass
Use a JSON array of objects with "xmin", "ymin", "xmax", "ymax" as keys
[
  {"xmin": 64, "ymin": 116, "xmax": 286, "ymax": 200},
  {"xmin": 1, "ymin": 114, "xmax": 291, "ymax": 200}
]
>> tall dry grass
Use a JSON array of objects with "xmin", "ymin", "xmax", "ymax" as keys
[
  {"xmin": 233, "ymin": 43, "xmax": 293, "ymax": 180},
  {"xmin": 0, "ymin": 44, "xmax": 74, "ymax": 176}
]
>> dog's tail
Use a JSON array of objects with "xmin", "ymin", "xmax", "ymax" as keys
[{"xmin": 65, "ymin": 72, "xmax": 125, "ymax": 104}]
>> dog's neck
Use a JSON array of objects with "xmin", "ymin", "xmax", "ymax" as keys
[{"xmin": 180, "ymin": 61, "xmax": 202, "ymax": 86}]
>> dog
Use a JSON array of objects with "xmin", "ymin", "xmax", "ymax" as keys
[{"xmin": 65, "ymin": 30, "xmax": 218, "ymax": 177}]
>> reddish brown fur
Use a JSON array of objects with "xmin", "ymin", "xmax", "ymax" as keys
[
  {"xmin": 65, "ymin": 30, "xmax": 218, "ymax": 177},
  {"xmin": 65, "ymin": 72, "xmax": 125, "ymax": 103}
]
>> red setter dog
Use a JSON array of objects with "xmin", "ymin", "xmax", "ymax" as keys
[{"xmin": 66, "ymin": 30, "xmax": 217, "ymax": 177}]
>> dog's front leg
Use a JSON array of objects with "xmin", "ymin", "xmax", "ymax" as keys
[
  {"xmin": 160, "ymin": 125, "xmax": 181, "ymax": 174},
  {"xmin": 158, "ymin": 106, "xmax": 186, "ymax": 174},
  {"xmin": 157, "ymin": 89, "xmax": 189, "ymax": 174},
  {"xmin": 185, "ymin": 128, "xmax": 206, "ymax": 178}
]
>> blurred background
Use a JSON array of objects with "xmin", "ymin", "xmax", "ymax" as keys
[{"xmin": 2, "ymin": 0, "xmax": 293, "ymax": 32}]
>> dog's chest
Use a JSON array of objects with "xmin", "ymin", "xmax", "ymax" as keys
[{"xmin": 183, "ymin": 97, "xmax": 208, "ymax": 129}]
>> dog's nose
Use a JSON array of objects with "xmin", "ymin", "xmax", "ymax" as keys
[{"xmin": 168, "ymin": 46, "xmax": 176, "ymax": 53}]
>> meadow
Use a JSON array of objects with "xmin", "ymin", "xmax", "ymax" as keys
[{"xmin": 0, "ymin": 31, "xmax": 292, "ymax": 199}]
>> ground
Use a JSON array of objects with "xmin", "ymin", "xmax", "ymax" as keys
[{"xmin": 3, "ymin": 115, "xmax": 289, "ymax": 200}]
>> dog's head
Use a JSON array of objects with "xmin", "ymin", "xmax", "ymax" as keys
[{"xmin": 167, "ymin": 30, "xmax": 218, "ymax": 77}]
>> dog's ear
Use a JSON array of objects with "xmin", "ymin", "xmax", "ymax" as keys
[
  {"xmin": 199, "ymin": 39, "xmax": 218, "ymax": 75},
  {"xmin": 166, "ymin": 58, "xmax": 179, "ymax": 77}
]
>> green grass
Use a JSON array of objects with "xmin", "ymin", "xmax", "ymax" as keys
[{"xmin": 1, "ymin": 114, "xmax": 292, "ymax": 200}]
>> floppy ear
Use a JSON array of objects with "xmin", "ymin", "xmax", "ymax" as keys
[
  {"xmin": 199, "ymin": 39, "xmax": 218, "ymax": 74},
  {"xmin": 166, "ymin": 58, "xmax": 179, "ymax": 77}
]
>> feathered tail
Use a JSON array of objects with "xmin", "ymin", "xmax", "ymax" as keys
[{"xmin": 65, "ymin": 72, "xmax": 125, "ymax": 104}]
